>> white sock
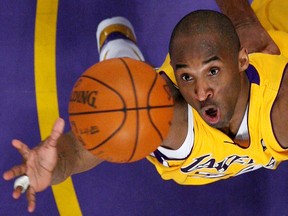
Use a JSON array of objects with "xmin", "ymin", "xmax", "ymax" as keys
[{"xmin": 99, "ymin": 39, "xmax": 145, "ymax": 62}]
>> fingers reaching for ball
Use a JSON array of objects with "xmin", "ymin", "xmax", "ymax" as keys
[
  {"xmin": 3, "ymin": 118, "xmax": 66, "ymax": 213},
  {"xmin": 47, "ymin": 118, "xmax": 65, "ymax": 148}
]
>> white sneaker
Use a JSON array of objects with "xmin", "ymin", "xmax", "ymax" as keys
[{"xmin": 96, "ymin": 16, "xmax": 145, "ymax": 61}]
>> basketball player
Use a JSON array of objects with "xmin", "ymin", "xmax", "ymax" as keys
[
  {"xmin": 148, "ymin": 8, "xmax": 288, "ymax": 185},
  {"xmin": 3, "ymin": 0, "xmax": 287, "ymax": 212}
]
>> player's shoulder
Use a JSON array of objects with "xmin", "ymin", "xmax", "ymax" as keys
[
  {"xmin": 248, "ymin": 53, "xmax": 288, "ymax": 81},
  {"xmin": 249, "ymin": 52, "xmax": 288, "ymax": 66}
]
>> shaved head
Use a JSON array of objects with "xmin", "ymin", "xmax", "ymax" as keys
[{"xmin": 169, "ymin": 10, "xmax": 240, "ymax": 59}]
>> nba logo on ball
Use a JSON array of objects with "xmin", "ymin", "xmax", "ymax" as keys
[{"xmin": 69, "ymin": 58, "xmax": 174, "ymax": 163}]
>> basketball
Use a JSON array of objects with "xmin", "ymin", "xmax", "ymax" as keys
[{"xmin": 68, "ymin": 57, "xmax": 174, "ymax": 163}]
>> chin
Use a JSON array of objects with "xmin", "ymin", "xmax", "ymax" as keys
[{"xmin": 206, "ymin": 120, "xmax": 226, "ymax": 129}]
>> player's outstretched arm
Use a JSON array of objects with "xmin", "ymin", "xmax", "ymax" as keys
[
  {"xmin": 2, "ymin": 118, "xmax": 103, "ymax": 213},
  {"xmin": 51, "ymin": 129, "xmax": 104, "ymax": 185},
  {"xmin": 216, "ymin": 0, "xmax": 280, "ymax": 54}
]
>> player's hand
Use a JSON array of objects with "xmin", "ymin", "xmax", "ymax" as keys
[
  {"xmin": 2, "ymin": 118, "xmax": 65, "ymax": 213},
  {"xmin": 236, "ymin": 21, "xmax": 280, "ymax": 55}
]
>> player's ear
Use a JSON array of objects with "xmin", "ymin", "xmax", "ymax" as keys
[{"xmin": 238, "ymin": 48, "xmax": 249, "ymax": 72}]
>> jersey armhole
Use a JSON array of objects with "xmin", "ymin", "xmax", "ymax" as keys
[{"xmin": 156, "ymin": 105, "xmax": 194, "ymax": 159}]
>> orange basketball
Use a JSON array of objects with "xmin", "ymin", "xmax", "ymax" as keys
[{"xmin": 69, "ymin": 57, "xmax": 174, "ymax": 163}]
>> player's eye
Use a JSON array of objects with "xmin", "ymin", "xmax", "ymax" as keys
[
  {"xmin": 181, "ymin": 74, "xmax": 193, "ymax": 81},
  {"xmin": 209, "ymin": 68, "xmax": 219, "ymax": 76}
]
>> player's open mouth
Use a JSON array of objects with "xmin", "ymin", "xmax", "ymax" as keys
[{"xmin": 202, "ymin": 106, "xmax": 220, "ymax": 125}]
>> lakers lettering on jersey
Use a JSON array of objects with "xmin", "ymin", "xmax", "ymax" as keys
[{"xmin": 147, "ymin": 52, "xmax": 288, "ymax": 185}]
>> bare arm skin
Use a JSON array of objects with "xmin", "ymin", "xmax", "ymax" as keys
[
  {"xmin": 2, "ymin": 118, "xmax": 103, "ymax": 212},
  {"xmin": 271, "ymin": 66, "xmax": 288, "ymax": 148},
  {"xmin": 52, "ymin": 130, "xmax": 103, "ymax": 185},
  {"xmin": 216, "ymin": 1, "xmax": 285, "ymax": 146},
  {"xmin": 3, "ymin": 2, "xmax": 283, "ymax": 213},
  {"xmin": 2, "ymin": 74, "xmax": 185, "ymax": 212},
  {"xmin": 160, "ymin": 72, "xmax": 188, "ymax": 150},
  {"xmin": 216, "ymin": 0, "xmax": 280, "ymax": 54}
]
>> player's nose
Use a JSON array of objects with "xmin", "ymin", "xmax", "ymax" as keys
[{"xmin": 193, "ymin": 80, "xmax": 212, "ymax": 101}]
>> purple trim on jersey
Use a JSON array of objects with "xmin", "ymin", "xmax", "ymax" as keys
[
  {"xmin": 101, "ymin": 32, "xmax": 133, "ymax": 50},
  {"xmin": 246, "ymin": 64, "xmax": 260, "ymax": 85},
  {"xmin": 153, "ymin": 149, "xmax": 170, "ymax": 164}
]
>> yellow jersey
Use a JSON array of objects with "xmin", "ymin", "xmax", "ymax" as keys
[
  {"xmin": 147, "ymin": 0, "xmax": 288, "ymax": 186},
  {"xmin": 147, "ymin": 52, "xmax": 288, "ymax": 185}
]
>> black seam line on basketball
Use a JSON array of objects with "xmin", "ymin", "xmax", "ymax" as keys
[
  {"xmin": 88, "ymin": 112, "xmax": 127, "ymax": 151},
  {"xmin": 79, "ymin": 74, "xmax": 128, "ymax": 154},
  {"xmin": 88, "ymin": 110, "xmax": 127, "ymax": 152},
  {"xmin": 147, "ymin": 71, "xmax": 164, "ymax": 141},
  {"xmin": 69, "ymin": 105, "xmax": 174, "ymax": 116},
  {"xmin": 119, "ymin": 58, "xmax": 139, "ymax": 162},
  {"xmin": 80, "ymin": 74, "xmax": 127, "ymax": 108}
]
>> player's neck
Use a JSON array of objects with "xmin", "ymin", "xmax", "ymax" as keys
[{"xmin": 227, "ymin": 73, "xmax": 250, "ymax": 137}]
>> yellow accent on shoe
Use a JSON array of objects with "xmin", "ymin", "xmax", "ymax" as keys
[{"xmin": 99, "ymin": 24, "xmax": 137, "ymax": 50}]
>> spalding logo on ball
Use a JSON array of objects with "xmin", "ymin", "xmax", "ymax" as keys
[{"xmin": 69, "ymin": 57, "xmax": 174, "ymax": 163}]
